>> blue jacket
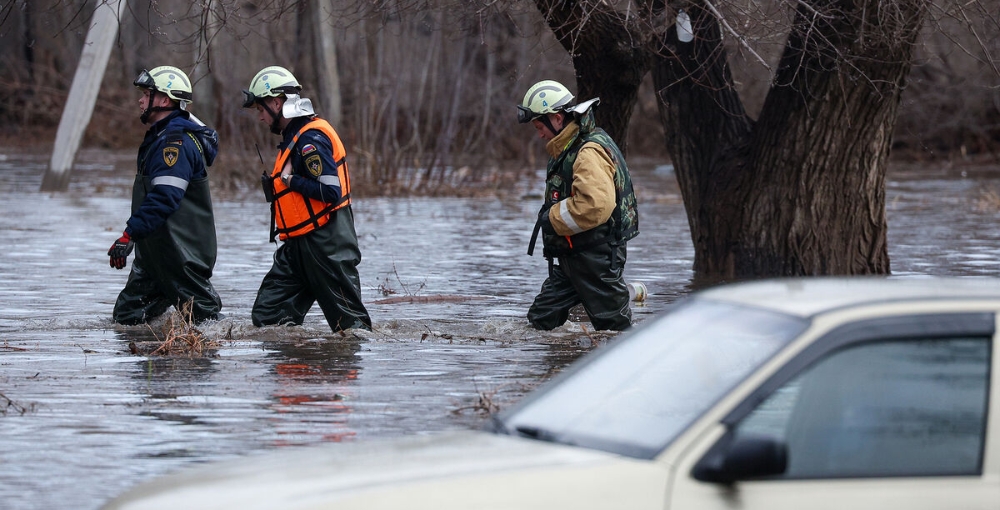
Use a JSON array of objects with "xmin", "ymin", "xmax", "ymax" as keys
[{"xmin": 127, "ymin": 111, "xmax": 219, "ymax": 239}]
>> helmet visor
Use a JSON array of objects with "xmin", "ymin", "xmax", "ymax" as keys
[
  {"xmin": 133, "ymin": 69, "xmax": 155, "ymax": 90},
  {"xmin": 241, "ymin": 89, "xmax": 257, "ymax": 108},
  {"xmin": 517, "ymin": 105, "xmax": 540, "ymax": 124}
]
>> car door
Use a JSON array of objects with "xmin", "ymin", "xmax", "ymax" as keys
[{"xmin": 669, "ymin": 312, "xmax": 998, "ymax": 510}]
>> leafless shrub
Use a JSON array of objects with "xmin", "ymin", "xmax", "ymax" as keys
[
  {"xmin": 377, "ymin": 262, "xmax": 426, "ymax": 297},
  {"xmin": 894, "ymin": 0, "xmax": 1000, "ymax": 161},
  {"xmin": 452, "ymin": 381, "xmax": 533, "ymax": 417},
  {"xmin": 468, "ymin": 387, "xmax": 501, "ymax": 416}
]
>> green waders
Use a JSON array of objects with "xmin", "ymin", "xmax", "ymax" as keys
[
  {"xmin": 113, "ymin": 174, "xmax": 223, "ymax": 325},
  {"xmin": 527, "ymin": 243, "xmax": 631, "ymax": 331},
  {"xmin": 251, "ymin": 207, "xmax": 372, "ymax": 332}
]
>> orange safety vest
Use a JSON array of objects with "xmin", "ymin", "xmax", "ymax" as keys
[{"xmin": 269, "ymin": 118, "xmax": 352, "ymax": 241}]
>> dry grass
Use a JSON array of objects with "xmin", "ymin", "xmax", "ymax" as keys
[
  {"xmin": 975, "ymin": 188, "xmax": 1000, "ymax": 212},
  {"xmin": 131, "ymin": 301, "xmax": 220, "ymax": 357}
]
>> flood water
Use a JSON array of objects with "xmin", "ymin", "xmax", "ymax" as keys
[{"xmin": 1, "ymin": 149, "xmax": 998, "ymax": 509}]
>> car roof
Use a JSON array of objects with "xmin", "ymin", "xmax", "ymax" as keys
[{"xmin": 693, "ymin": 276, "xmax": 1000, "ymax": 318}]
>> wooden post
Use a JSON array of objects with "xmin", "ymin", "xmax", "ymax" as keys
[
  {"xmin": 311, "ymin": 0, "xmax": 342, "ymax": 126},
  {"xmin": 41, "ymin": 0, "xmax": 125, "ymax": 192}
]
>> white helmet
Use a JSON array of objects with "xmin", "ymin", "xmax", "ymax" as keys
[
  {"xmin": 517, "ymin": 80, "xmax": 574, "ymax": 123},
  {"xmin": 242, "ymin": 66, "xmax": 302, "ymax": 107},
  {"xmin": 133, "ymin": 66, "xmax": 193, "ymax": 103}
]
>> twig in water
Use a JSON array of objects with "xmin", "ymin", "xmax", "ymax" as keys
[{"xmin": 1, "ymin": 392, "xmax": 30, "ymax": 415}]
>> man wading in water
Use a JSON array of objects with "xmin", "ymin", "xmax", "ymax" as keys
[
  {"xmin": 242, "ymin": 65, "xmax": 372, "ymax": 332},
  {"xmin": 519, "ymin": 80, "xmax": 639, "ymax": 331},
  {"xmin": 109, "ymin": 65, "xmax": 223, "ymax": 325}
]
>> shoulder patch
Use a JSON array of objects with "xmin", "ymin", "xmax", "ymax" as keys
[
  {"xmin": 167, "ymin": 139, "xmax": 184, "ymax": 146},
  {"xmin": 163, "ymin": 146, "xmax": 180, "ymax": 167},
  {"xmin": 300, "ymin": 143, "xmax": 317, "ymax": 156},
  {"xmin": 305, "ymin": 154, "xmax": 323, "ymax": 177}
]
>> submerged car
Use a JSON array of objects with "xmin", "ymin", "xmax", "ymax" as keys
[{"xmin": 103, "ymin": 277, "xmax": 1000, "ymax": 509}]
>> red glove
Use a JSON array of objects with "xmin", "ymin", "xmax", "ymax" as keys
[{"xmin": 108, "ymin": 231, "xmax": 134, "ymax": 269}]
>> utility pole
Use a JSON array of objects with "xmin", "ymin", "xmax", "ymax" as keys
[{"xmin": 41, "ymin": 0, "xmax": 125, "ymax": 192}]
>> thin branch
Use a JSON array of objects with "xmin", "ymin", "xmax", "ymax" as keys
[
  {"xmin": 702, "ymin": 0, "xmax": 771, "ymax": 71},
  {"xmin": 955, "ymin": 1, "xmax": 1000, "ymax": 79}
]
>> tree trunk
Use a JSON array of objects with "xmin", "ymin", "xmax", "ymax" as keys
[
  {"xmin": 311, "ymin": 0, "xmax": 343, "ymax": 126},
  {"xmin": 651, "ymin": 3, "xmax": 754, "ymax": 278},
  {"xmin": 653, "ymin": 0, "xmax": 926, "ymax": 279},
  {"xmin": 533, "ymin": 0, "xmax": 651, "ymax": 155}
]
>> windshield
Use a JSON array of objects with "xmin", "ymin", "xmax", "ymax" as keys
[{"xmin": 496, "ymin": 299, "xmax": 808, "ymax": 459}]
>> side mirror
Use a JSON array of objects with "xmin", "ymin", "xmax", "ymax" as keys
[{"xmin": 692, "ymin": 433, "xmax": 787, "ymax": 484}]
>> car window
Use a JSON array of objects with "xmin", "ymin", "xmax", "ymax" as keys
[
  {"xmin": 498, "ymin": 299, "xmax": 807, "ymax": 458},
  {"xmin": 734, "ymin": 337, "xmax": 991, "ymax": 478}
]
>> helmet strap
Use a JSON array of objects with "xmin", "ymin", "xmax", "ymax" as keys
[
  {"xmin": 540, "ymin": 113, "xmax": 563, "ymax": 138},
  {"xmin": 260, "ymin": 98, "xmax": 284, "ymax": 135},
  {"xmin": 140, "ymin": 90, "xmax": 180, "ymax": 125}
]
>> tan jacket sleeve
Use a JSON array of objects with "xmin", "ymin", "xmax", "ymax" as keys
[{"xmin": 548, "ymin": 141, "xmax": 616, "ymax": 236}]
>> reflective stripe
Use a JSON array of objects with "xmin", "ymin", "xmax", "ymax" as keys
[
  {"xmin": 151, "ymin": 176, "xmax": 189, "ymax": 190},
  {"xmin": 317, "ymin": 175, "xmax": 341, "ymax": 187},
  {"xmin": 558, "ymin": 200, "xmax": 584, "ymax": 234}
]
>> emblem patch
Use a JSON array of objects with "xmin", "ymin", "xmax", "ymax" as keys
[
  {"xmin": 300, "ymin": 144, "xmax": 317, "ymax": 156},
  {"xmin": 305, "ymin": 154, "xmax": 323, "ymax": 176},
  {"xmin": 163, "ymin": 147, "xmax": 180, "ymax": 167},
  {"xmin": 551, "ymin": 190, "xmax": 560, "ymax": 201}
]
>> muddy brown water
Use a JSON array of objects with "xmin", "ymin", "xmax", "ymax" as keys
[{"xmin": 1, "ymin": 149, "xmax": 998, "ymax": 509}]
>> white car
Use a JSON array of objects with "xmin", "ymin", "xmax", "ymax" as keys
[{"xmin": 103, "ymin": 277, "xmax": 1000, "ymax": 509}]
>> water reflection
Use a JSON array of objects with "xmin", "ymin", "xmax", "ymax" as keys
[{"xmin": 264, "ymin": 339, "xmax": 362, "ymax": 445}]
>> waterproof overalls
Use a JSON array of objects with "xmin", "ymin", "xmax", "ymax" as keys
[
  {"xmin": 527, "ymin": 108, "xmax": 638, "ymax": 331},
  {"xmin": 251, "ymin": 116, "xmax": 372, "ymax": 332},
  {"xmin": 113, "ymin": 111, "xmax": 223, "ymax": 324}
]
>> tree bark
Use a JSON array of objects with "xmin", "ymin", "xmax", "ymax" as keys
[
  {"xmin": 652, "ymin": 3, "xmax": 754, "ymax": 278},
  {"xmin": 660, "ymin": 0, "xmax": 925, "ymax": 279},
  {"xmin": 533, "ymin": 0, "xmax": 652, "ymax": 155}
]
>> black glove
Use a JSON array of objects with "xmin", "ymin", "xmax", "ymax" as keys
[
  {"xmin": 261, "ymin": 172, "xmax": 275, "ymax": 202},
  {"xmin": 108, "ymin": 231, "xmax": 134, "ymax": 270},
  {"xmin": 538, "ymin": 207, "xmax": 557, "ymax": 236}
]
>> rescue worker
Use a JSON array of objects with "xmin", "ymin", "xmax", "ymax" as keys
[
  {"xmin": 109, "ymin": 65, "xmax": 223, "ymax": 324},
  {"xmin": 519, "ymin": 80, "xmax": 639, "ymax": 331},
  {"xmin": 241, "ymin": 65, "xmax": 372, "ymax": 332}
]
